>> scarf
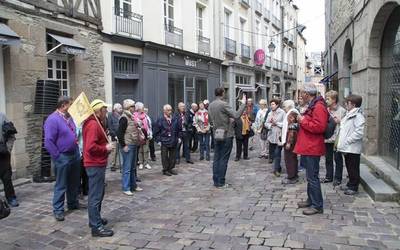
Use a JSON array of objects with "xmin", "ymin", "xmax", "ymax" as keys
[
  {"xmin": 281, "ymin": 108, "xmax": 299, "ymax": 144},
  {"xmin": 133, "ymin": 111, "xmax": 149, "ymax": 132},
  {"xmin": 241, "ymin": 115, "xmax": 250, "ymax": 135}
]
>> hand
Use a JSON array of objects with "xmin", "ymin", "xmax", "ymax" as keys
[
  {"xmin": 178, "ymin": 138, "xmax": 182, "ymax": 144},
  {"xmin": 285, "ymin": 144, "xmax": 291, "ymax": 150},
  {"xmin": 123, "ymin": 145, "xmax": 129, "ymax": 153},
  {"xmin": 333, "ymin": 115, "xmax": 341, "ymax": 124},
  {"xmin": 298, "ymin": 115, "xmax": 304, "ymax": 123},
  {"xmin": 106, "ymin": 143, "xmax": 116, "ymax": 152},
  {"xmin": 240, "ymin": 94, "xmax": 246, "ymax": 105}
]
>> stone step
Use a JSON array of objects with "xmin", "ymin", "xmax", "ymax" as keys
[
  {"xmin": 362, "ymin": 155, "xmax": 400, "ymax": 192},
  {"xmin": 0, "ymin": 178, "xmax": 31, "ymax": 193},
  {"xmin": 360, "ymin": 164, "xmax": 399, "ymax": 202}
]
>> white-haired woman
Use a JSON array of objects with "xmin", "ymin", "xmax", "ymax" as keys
[
  {"xmin": 133, "ymin": 102, "xmax": 152, "ymax": 170},
  {"xmin": 253, "ymin": 99, "xmax": 270, "ymax": 158}
]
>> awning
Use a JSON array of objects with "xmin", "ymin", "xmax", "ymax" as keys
[
  {"xmin": 236, "ymin": 85, "xmax": 257, "ymax": 92},
  {"xmin": 256, "ymin": 82, "xmax": 267, "ymax": 89},
  {"xmin": 0, "ymin": 23, "xmax": 20, "ymax": 46},
  {"xmin": 47, "ymin": 33, "xmax": 85, "ymax": 55},
  {"xmin": 319, "ymin": 71, "xmax": 338, "ymax": 84}
]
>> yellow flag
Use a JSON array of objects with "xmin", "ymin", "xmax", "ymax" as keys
[{"xmin": 68, "ymin": 92, "xmax": 93, "ymax": 126}]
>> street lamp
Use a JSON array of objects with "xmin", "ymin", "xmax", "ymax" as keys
[{"xmin": 268, "ymin": 41, "xmax": 276, "ymax": 53}]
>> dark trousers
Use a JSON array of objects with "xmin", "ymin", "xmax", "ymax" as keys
[
  {"xmin": 80, "ymin": 158, "xmax": 88, "ymax": 196},
  {"xmin": 149, "ymin": 138, "xmax": 156, "ymax": 160},
  {"xmin": 161, "ymin": 145, "xmax": 176, "ymax": 173},
  {"xmin": 235, "ymin": 135, "xmax": 249, "ymax": 159},
  {"xmin": 270, "ymin": 143, "xmax": 283, "ymax": 172},
  {"xmin": 344, "ymin": 153, "xmax": 361, "ymax": 191},
  {"xmin": 304, "ymin": 156, "xmax": 323, "ymax": 210},
  {"xmin": 0, "ymin": 152, "xmax": 16, "ymax": 201},
  {"xmin": 210, "ymin": 128, "xmax": 215, "ymax": 149},
  {"xmin": 176, "ymin": 132, "xmax": 191, "ymax": 161},
  {"xmin": 86, "ymin": 166, "xmax": 106, "ymax": 229},
  {"xmin": 212, "ymin": 137, "xmax": 233, "ymax": 187},
  {"xmin": 52, "ymin": 149, "xmax": 80, "ymax": 215},
  {"xmin": 284, "ymin": 149, "xmax": 298, "ymax": 179},
  {"xmin": 189, "ymin": 131, "xmax": 198, "ymax": 152},
  {"xmin": 325, "ymin": 143, "xmax": 344, "ymax": 182}
]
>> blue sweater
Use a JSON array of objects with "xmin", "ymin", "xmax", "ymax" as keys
[{"xmin": 153, "ymin": 115, "xmax": 182, "ymax": 147}]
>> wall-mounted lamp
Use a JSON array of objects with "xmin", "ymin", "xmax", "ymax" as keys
[{"xmin": 169, "ymin": 52, "xmax": 175, "ymax": 57}]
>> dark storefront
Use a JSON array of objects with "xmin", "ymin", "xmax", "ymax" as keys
[{"xmin": 142, "ymin": 43, "xmax": 221, "ymax": 118}]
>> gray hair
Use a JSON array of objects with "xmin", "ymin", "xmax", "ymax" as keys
[
  {"xmin": 282, "ymin": 100, "xmax": 295, "ymax": 110},
  {"xmin": 135, "ymin": 102, "xmax": 144, "ymax": 111},
  {"xmin": 113, "ymin": 103, "xmax": 122, "ymax": 111},
  {"xmin": 163, "ymin": 104, "xmax": 172, "ymax": 111},
  {"xmin": 303, "ymin": 83, "xmax": 318, "ymax": 95},
  {"xmin": 123, "ymin": 99, "xmax": 135, "ymax": 110}
]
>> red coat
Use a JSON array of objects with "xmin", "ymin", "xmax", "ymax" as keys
[
  {"xmin": 83, "ymin": 115, "xmax": 109, "ymax": 167},
  {"xmin": 294, "ymin": 97, "xmax": 328, "ymax": 156}
]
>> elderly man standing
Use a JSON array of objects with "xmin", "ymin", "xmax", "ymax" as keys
[
  {"xmin": 83, "ymin": 99, "xmax": 115, "ymax": 237},
  {"xmin": 294, "ymin": 83, "xmax": 328, "ymax": 215},
  {"xmin": 107, "ymin": 103, "xmax": 123, "ymax": 171},
  {"xmin": 208, "ymin": 88, "xmax": 246, "ymax": 188},
  {"xmin": 153, "ymin": 104, "xmax": 182, "ymax": 176},
  {"xmin": 188, "ymin": 103, "xmax": 198, "ymax": 153},
  {"xmin": 44, "ymin": 96, "xmax": 81, "ymax": 221},
  {"xmin": 175, "ymin": 102, "xmax": 193, "ymax": 165}
]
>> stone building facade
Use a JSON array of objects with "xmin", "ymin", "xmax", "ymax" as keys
[
  {"xmin": 324, "ymin": 0, "xmax": 400, "ymax": 170},
  {"xmin": 0, "ymin": 0, "xmax": 104, "ymax": 180}
]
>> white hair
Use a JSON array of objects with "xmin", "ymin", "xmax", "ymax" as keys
[
  {"xmin": 135, "ymin": 102, "xmax": 144, "ymax": 111},
  {"xmin": 282, "ymin": 100, "xmax": 295, "ymax": 110},
  {"xmin": 123, "ymin": 99, "xmax": 135, "ymax": 110},
  {"xmin": 303, "ymin": 83, "xmax": 318, "ymax": 95},
  {"xmin": 163, "ymin": 104, "xmax": 172, "ymax": 111},
  {"xmin": 113, "ymin": 103, "xmax": 122, "ymax": 110}
]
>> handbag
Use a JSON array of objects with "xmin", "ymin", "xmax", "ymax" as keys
[
  {"xmin": 214, "ymin": 128, "xmax": 226, "ymax": 141},
  {"xmin": 0, "ymin": 198, "xmax": 10, "ymax": 220},
  {"xmin": 137, "ymin": 128, "xmax": 147, "ymax": 145},
  {"xmin": 260, "ymin": 110, "xmax": 270, "ymax": 141}
]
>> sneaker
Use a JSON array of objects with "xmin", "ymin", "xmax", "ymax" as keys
[
  {"xmin": 54, "ymin": 213, "xmax": 65, "ymax": 221},
  {"xmin": 123, "ymin": 191, "xmax": 134, "ymax": 196},
  {"xmin": 215, "ymin": 184, "xmax": 232, "ymax": 189},
  {"xmin": 7, "ymin": 198, "xmax": 19, "ymax": 207},
  {"xmin": 91, "ymin": 226, "xmax": 114, "ymax": 237},
  {"xmin": 145, "ymin": 164, "xmax": 152, "ymax": 169},
  {"xmin": 134, "ymin": 187, "xmax": 143, "ymax": 192},
  {"xmin": 302, "ymin": 207, "xmax": 323, "ymax": 216},
  {"xmin": 138, "ymin": 164, "xmax": 144, "ymax": 170}
]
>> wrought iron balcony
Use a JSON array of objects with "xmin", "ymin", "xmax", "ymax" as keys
[
  {"xmin": 283, "ymin": 62, "xmax": 289, "ymax": 72},
  {"xmin": 198, "ymin": 35, "xmax": 210, "ymax": 56},
  {"xmin": 255, "ymin": 1, "xmax": 263, "ymax": 15},
  {"xmin": 114, "ymin": 8, "xmax": 143, "ymax": 39},
  {"xmin": 272, "ymin": 16, "xmax": 281, "ymax": 30},
  {"xmin": 265, "ymin": 56, "xmax": 271, "ymax": 68},
  {"xmin": 225, "ymin": 37, "xmax": 237, "ymax": 56},
  {"xmin": 241, "ymin": 44, "xmax": 250, "ymax": 59},
  {"xmin": 165, "ymin": 24, "xmax": 183, "ymax": 49},
  {"xmin": 277, "ymin": 60, "xmax": 282, "ymax": 70},
  {"xmin": 264, "ymin": 8, "xmax": 271, "ymax": 21}
]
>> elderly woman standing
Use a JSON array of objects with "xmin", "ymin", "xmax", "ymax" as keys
[
  {"xmin": 194, "ymin": 102, "xmax": 211, "ymax": 161},
  {"xmin": 336, "ymin": 95, "xmax": 365, "ymax": 195},
  {"xmin": 253, "ymin": 99, "xmax": 270, "ymax": 158},
  {"xmin": 134, "ymin": 102, "xmax": 152, "ymax": 170},
  {"xmin": 265, "ymin": 99, "xmax": 285, "ymax": 176}
]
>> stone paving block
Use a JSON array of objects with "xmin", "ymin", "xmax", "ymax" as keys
[
  {"xmin": 248, "ymin": 237, "xmax": 264, "ymax": 245},
  {"xmin": 284, "ymin": 239, "xmax": 304, "ymax": 248},
  {"xmin": 263, "ymin": 238, "xmax": 285, "ymax": 247},
  {"xmin": 244, "ymin": 230, "xmax": 260, "ymax": 238}
]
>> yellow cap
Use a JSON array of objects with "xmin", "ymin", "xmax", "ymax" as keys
[{"xmin": 90, "ymin": 99, "xmax": 110, "ymax": 111}]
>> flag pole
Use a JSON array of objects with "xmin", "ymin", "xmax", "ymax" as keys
[{"xmin": 92, "ymin": 111, "xmax": 111, "ymax": 144}]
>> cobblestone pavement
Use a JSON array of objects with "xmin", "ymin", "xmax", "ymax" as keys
[{"xmin": 1, "ymin": 147, "xmax": 400, "ymax": 250}]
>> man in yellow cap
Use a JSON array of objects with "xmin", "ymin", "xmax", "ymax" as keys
[{"xmin": 83, "ymin": 99, "xmax": 115, "ymax": 237}]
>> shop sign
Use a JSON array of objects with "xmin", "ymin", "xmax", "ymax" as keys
[
  {"xmin": 185, "ymin": 58, "xmax": 197, "ymax": 68},
  {"xmin": 254, "ymin": 49, "xmax": 265, "ymax": 66}
]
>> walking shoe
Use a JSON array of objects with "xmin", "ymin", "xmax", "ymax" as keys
[
  {"xmin": 151, "ymin": 157, "xmax": 156, "ymax": 162},
  {"xmin": 344, "ymin": 189, "xmax": 358, "ymax": 195},
  {"xmin": 249, "ymin": 146, "xmax": 254, "ymax": 151},
  {"xmin": 110, "ymin": 166, "xmax": 116, "ymax": 172},
  {"xmin": 243, "ymin": 157, "xmax": 250, "ymax": 160},
  {"xmin": 134, "ymin": 186, "xmax": 143, "ymax": 192},
  {"xmin": 91, "ymin": 226, "xmax": 114, "ymax": 237},
  {"xmin": 258, "ymin": 155, "xmax": 264, "ymax": 159},
  {"xmin": 303, "ymin": 207, "xmax": 323, "ymax": 215},
  {"xmin": 186, "ymin": 160, "xmax": 194, "ymax": 164},
  {"xmin": 320, "ymin": 178, "xmax": 333, "ymax": 183},
  {"xmin": 282, "ymin": 178, "xmax": 298, "ymax": 185},
  {"xmin": 145, "ymin": 164, "xmax": 152, "ymax": 169},
  {"xmin": 168, "ymin": 169, "xmax": 178, "ymax": 175},
  {"xmin": 268, "ymin": 159, "xmax": 273, "ymax": 164},
  {"xmin": 273, "ymin": 171, "xmax": 281, "ymax": 177},
  {"xmin": 138, "ymin": 164, "xmax": 144, "ymax": 170},
  {"xmin": 206, "ymin": 156, "xmax": 210, "ymax": 161},
  {"xmin": 333, "ymin": 180, "xmax": 342, "ymax": 187},
  {"xmin": 123, "ymin": 191, "xmax": 134, "ymax": 196},
  {"xmin": 7, "ymin": 198, "xmax": 19, "ymax": 207},
  {"xmin": 136, "ymin": 178, "xmax": 142, "ymax": 182},
  {"xmin": 163, "ymin": 171, "xmax": 172, "ymax": 176},
  {"xmin": 234, "ymin": 158, "xmax": 240, "ymax": 162},
  {"xmin": 215, "ymin": 184, "xmax": 232, "ymax": 189},
  {"xmin": 54, "ymin": 213, "xmax": 65, "ymax": 221},
  {"xmin": 297, "ymin": 200, "xmax": 311, "ymax": 208},
  {"xmin": 199, "ymin": 156, "xmax": 204, "ymax": 161}
]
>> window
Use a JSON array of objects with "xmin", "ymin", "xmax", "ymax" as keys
[
  {"xmin": 240, "ymin": 19, "xmax": 246, "ymax": 44},
  {"xmin": 47, "ymin": 58, "xmax": 69, "ymax": 96},
  {"xmin": 196, "ymin": 6, "xmax": 204, "ymax": 37},
  {"xmin": 256, "ymin": 20, "xmax": 261, "ymax": 48},
  {"xmin": 224, "ymin": 10, "xmax": 231, "ymax": 38},
  {"xmin": 235, "ymin": 75, "xmax": 251, "ymax": 85},
  {"xmin": 114, "ymin": 0, "xmax": 132, "ymax": 17},
  {"xmin": 164, "ymin": 0, "xmax": 174, "ymax": 29}
]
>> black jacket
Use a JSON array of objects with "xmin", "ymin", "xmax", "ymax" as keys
[
  {"xmin": 153, "ymin": 115, "xmax": 182, "ymax": 147},
  {"xmin": 233, "ymin": 117, "xmax": 250, "ymax": 140}
]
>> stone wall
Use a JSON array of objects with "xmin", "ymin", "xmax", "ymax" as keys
[{"xmin": 0, "ymin": 4, "xmax": 104, "ymax": 179}]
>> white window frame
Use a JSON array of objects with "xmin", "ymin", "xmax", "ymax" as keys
[
  {"xmin": 240, "ymin": 18, "xmax": 246, "ymax": 44},
  {"xmin": 224, "ymin": 9, "xmax": 231, "ymax": 38},
  {"xmin": 196, "ymin": 6, "xmax": 204, "ymax": 37},
  {"xmin": 0, "ymin": 48, "xmax": 5, "ymax": 113},
  {"xmin": 47, "ymin": 56, "xmax": 70, "ymax": 97},
  {"xmin": 164, "ymin": 0, "xmax": 175, "ymax": 28}
]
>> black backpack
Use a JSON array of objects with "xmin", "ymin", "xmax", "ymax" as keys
[
  {"xmin": 324, "ymin": 114, "xmax": 336, "ymax": 139},
  {"xmin": 0, "ymin": 198, "xmax": 10, "ymax": 220}
]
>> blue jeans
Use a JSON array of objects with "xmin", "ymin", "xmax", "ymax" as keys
[
  {"xmin": 198, "ymin": 133, "xmax": 210, "ymax": 158},
  {"xmin": 121, "ymin": 144, "xmax": 138, "ymax": 191},
  {"xmin": 86, "ymin": 167, "xmax": 106, "ymax": 228},
  {"xmin": 212, "ymin": 137, "xmax": 233, "ymax": 187},
  {"xmin": 52, "ymin": 149, "xmax": 80, "ymax": 215},
  {"xmin": 304, "ymin": 156, "xmax": 323, "ymax": 210},
  {"xmin": 176, "ymin": 132, "xmax": 191, "ymax": 161}
]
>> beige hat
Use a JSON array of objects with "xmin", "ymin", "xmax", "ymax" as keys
[{"xmin": 90, "ymin": 99, "xmax": 110, "ymax": 111}]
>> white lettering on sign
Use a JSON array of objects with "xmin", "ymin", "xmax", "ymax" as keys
[{"xmin": 185, "ymin": 58, "xmax": 197, "ymax": 68}]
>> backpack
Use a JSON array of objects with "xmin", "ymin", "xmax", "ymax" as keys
[
  {"xmin": 0, "ymin": 198, "xmax": 10, "ymax": 220},
  {"xmin": 324, "ymin": 114, "xmax": 336, "ymax": 139}
]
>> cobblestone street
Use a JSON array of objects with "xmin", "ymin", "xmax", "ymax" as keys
[{"xmin": 1, "ymin": 149, "xmax": 400, "ymax": 250}]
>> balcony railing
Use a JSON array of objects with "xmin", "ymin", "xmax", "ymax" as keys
[
  {"xmin": 241, "ymin": 44, "xmax": 250, "ymax": 59},
  {"xmin": 277, "ymin": 60, "xmax": 282, "ymax": 70},
  {"xmin": 289, "ymin": 65, "xmax": 294, "ymax": 74},
  {"xmin": 272, "ymin": 59, "xmax": 278, "ymax": 69},
  {"xmin": 283, "ymin": 62, "xmax": 288, "ymax": 72},
  {"xmin": 255, "ymin": 1, "xmax": 263, "ymax": 15},
  {"xmin": 198, "ymin": 35, "xmax": 210, "ymax": 56},
  {"xmin": 272, "ymin": 16, "xmax": 281, "ymax": 29},
  {"xmin": 264, "ymin": 8, "xmax": 271, "ymax": 21},
  {"xmin": 225, "ymin": 37, "xmax": 237, "ymax": 55},
  {"xmin": 289, "ymin": 34, "xmax": 294, "ymax": 44},
  {"xmin": 265, "ymin": 56, "xmax": 271, "ymax": 67},
  {"xmin": 165, "ymin": 24, "xmax": 183, "ymax": 49},
  {"xmin": 240, "ymin": 0, "xmax": 250, "ymax": 8},
  {"xmin": 114, "ymin": 8, "xmax": 143, "ymax": 39}
]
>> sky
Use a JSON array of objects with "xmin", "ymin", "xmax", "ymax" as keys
[{"xmin": 293, "ymin": 0, "xmax": 325, "ymax": 53}]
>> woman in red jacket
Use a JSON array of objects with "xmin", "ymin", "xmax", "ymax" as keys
[
  {"xmin": 83, "ymin": 99, "xmax": 115, "ymax": 237},
  {"xmin": 294, "ymin": 83, "xmax": 328, "ymax": 216}
]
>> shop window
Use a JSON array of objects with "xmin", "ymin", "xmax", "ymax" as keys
[{"xmin": 235, "ymin": 74, "xmax": 251, "ymax": 85}]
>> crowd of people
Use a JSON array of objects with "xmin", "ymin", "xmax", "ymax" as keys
[{"xmin": 0, "ymin": 83, "xmax": 366, "ymax": 236}]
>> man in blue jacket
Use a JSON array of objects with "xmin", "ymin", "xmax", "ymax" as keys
[{"xmin": 153, "ymin": 104, "xmax": 182, "ymax": 176}]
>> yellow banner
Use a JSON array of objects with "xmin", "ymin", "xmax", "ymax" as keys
[{"xmin": 68, "ymin": 92, "xmax": 93, "ymax": 126}]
